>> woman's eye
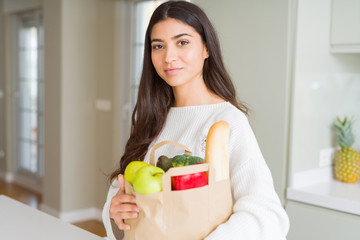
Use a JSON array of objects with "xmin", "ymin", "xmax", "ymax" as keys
[
  {"xmin": 178, "ymin": 40, "xmax": 189, "ymax": 46},
  {"xmin": 152, "ymin": 44, "xmax": 163, "ymax": 50}
]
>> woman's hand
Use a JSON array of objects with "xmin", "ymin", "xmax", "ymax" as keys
[{"xmin": 109, "ymin": 174, "xmax": 139, "ymax": 230}]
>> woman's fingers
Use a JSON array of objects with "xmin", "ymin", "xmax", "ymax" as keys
[
  {"xmin": 118, "ymin": 174, "xmax": 125, "ymax": 194},
  {"xmin": 110, "ymin": 195, "xmax": 138, "ymax": 219},
  {"xmin": 110, "ymin": 202, "xmax": 139, "ymax": 230},
  {"xmin": 112, "ymin": 193, "xmax": 136, "ymax": 205},
  {"xmin": 109, "ymin": 174, "xmax": 139, "ymax": 230},
  {"xmin": 114, "ymin": 210, "xmax": 139, "ymax": 220},
  {"xmin": 110, "ymin": 207, "xmax": 138, "ymax": 220},
  {"xmin": 118, "ymin": 202, "xmax": 139, "ymax": 212},
  {"xmin": 110, "ymin": 201, "xmax": 139, "ymax": 215},
  {"xmin": 112, "ymin": 217, "xmax": 131, "ymax": 230}
]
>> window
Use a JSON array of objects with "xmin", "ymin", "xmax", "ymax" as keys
[
  {"xmin": 14, "ymin": 10, "xmax": 44, "ymax": 185},
  {"xmin": 130, "ymin": 1, "xmax": 165, "ymax": 110}
]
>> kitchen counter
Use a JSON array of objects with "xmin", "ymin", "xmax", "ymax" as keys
[
  {"xmin": 287, "ymin": 166, "xmax": 360, "ymax": 215},
  {"xmin": 0, "ymin": 195, "xmax": 103, "ymax": 240}
]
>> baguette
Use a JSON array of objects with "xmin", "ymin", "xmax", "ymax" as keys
[{"xmin": 205, "ymin": 120, "xmax": 230, "ymax": 181}]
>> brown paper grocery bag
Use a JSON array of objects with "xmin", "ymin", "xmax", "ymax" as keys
[{"xmin": 123, "ymin": 141, "xmax": 233, "ymax": 240}]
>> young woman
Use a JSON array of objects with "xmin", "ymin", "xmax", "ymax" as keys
[{"xmin": 103, "ymin": 1, "xmax": 289, "ymax": 239}]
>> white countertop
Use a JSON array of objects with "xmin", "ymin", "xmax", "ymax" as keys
[
  {"xmin": 0, "ymin": 195, "xmax": 103, "ymax": 240},
  {"xmin": 287, "ymin": 166, "xmax": 360, "ymax": 215}
]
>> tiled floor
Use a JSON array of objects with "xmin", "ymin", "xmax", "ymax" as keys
[{"xmin": 0, "ymin": 179, "xmax": 106, "ymax": 237}]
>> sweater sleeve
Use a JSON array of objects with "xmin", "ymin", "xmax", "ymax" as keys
[
  {"xmin": 205, "ymin": 114, "xmax": 290, "ymax": 240},
  {"xmin": 102, "ymin": 180, "xmax": 123, "ymax": 240}
]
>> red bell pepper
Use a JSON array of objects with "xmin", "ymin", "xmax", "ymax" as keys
[{"xmin": 171, "ymin": 163, "xmax": 208, "ymax": 190}]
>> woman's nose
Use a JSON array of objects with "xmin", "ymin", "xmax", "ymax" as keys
[{"xmin": 165, "ymin": 46, "xmax": 178, "ymax": 63}]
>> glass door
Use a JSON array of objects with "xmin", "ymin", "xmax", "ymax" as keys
[{"xmin": 14, "ymin": 10, "xmax": 44, "ymax": 184}]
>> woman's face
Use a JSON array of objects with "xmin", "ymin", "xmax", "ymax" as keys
[{"xmin": 150, "ymin": 18, "xmax": 208, "ymax": 90}]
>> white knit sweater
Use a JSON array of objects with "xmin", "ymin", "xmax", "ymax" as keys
[{"xmin": 102, "ymin": 102, "xmax": 289, "ymax": 240}]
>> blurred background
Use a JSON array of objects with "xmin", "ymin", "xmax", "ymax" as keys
[{"xmin": 0, "ymin": 0, "xmax": 360, "ymax": 239}]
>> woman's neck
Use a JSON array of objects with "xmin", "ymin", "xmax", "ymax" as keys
[{"xmin": 172, "ymin": 79, "xmax": 225, "ymax": 107}]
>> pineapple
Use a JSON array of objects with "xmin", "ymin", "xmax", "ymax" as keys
[{"xmin": 333, "ymin": 117, "xmax": 360, "ymax": 183}]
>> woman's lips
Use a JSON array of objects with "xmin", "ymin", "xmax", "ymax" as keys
[{"xmin": 165, "ymin": 68, "xmax": 182, "ymax": 76}]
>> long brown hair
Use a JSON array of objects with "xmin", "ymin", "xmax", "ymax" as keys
[{"xmin": 109, "ymin": 1, "xmax": 248, "ymax": 182}]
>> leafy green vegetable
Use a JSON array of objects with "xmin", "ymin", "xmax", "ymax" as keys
[{"xmin": 170, "ymin": 154, "xmax": 205, "ymax": 167}]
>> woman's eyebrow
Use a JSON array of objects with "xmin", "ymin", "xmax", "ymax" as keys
[
  {"xmin": 151, "ymin": 38, "xmax": 163, "ymax": 43},
  {"xmin": 172, "ymin": 33, "xmax": 193, "ymax": 39},
  {"xmin": 151, "ymin": 33, "xmax": 193, "ymax": 43}
]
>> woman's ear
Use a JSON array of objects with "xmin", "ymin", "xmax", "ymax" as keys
[{"xmin": 204, "ymin": 45, "xmax": 210, "ymax": 59}]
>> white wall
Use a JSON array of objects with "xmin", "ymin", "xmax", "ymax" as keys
[
  {"xmin": 95, "ymin": 0, "xmax": 119, "ymax": 208},
  {"xmin": 60, "ymin": 0, "xmax": 97, "ymax": 212},
  {"xmin": 42, "ymin": 0, "xmax": 62, "ymax": 212},
  {"xmin": 42, "ymin": 0, "xmax": 98, "ymax": 214},
  {"xmin": 0, "ymin": 0, "xmax": 6, "ymax": 172},
  {"xmin": 290, "ymin": 0, "xmax": 360, "ymax": 173}
]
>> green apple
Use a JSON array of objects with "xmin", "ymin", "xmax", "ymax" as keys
[
  {"xmin": 124, "ymin": 161, "xmax": 150, "ymax": 185},
  {"xmin": 132, "ymin": 165, "xmax": 165, "ymax": 195}
]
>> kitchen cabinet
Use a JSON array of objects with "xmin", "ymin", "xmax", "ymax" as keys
[
  {"xmin": 330, "ymin": 0, "xmax": 360, "ymax": 53},
  {"xmin": 286, "ymin": 201, "xmax": 360, "ymax": 240}
]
